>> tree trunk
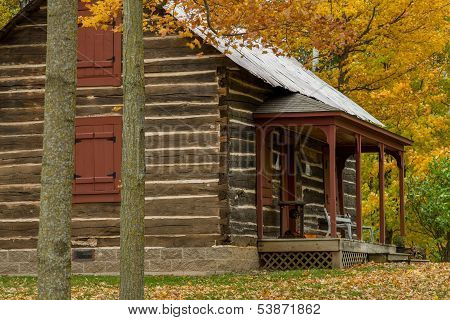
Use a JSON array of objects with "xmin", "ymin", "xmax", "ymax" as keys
[
  {"xmin": 446, "ymin": 231, "xmax": 450, "ymax": 262},
  {"xmin": 37, "ymin": 0, "xmax": 77, "ymax": 300},
  {"xmin": 120, "ymin": 0, "xmax": 146, "ymax": 300}
]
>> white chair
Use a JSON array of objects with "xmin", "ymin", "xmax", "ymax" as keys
[{"xmin": 323, "ymin": 208, "xmax": 374, "ymax": 242}]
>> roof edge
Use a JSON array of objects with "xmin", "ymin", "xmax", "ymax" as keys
[
  {"xmin": 253, "ymin": 111, "xmax": 413, "ymax": 147},
  {"xmin": 0, "ymin": 0, "xmax": 45, "ymax": 41}
]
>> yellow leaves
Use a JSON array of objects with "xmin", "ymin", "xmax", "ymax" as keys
[{"xmin": 0, "ymin": 264, "xmax": 449, "ymax": 300}]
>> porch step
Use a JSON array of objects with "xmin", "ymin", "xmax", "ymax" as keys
[
  {"xmin": 368, "ymin": 253, "xmax": 430, "ymax": 263},
  {"xmin": 409, "ymin": 258, "xmax": 430, "ymax": 263},
  {"xmin": 368, "ymin": 253, "xmax": 410, "ymax": 263}
]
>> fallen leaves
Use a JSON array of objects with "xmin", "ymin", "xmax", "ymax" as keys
[{"xmin": 0, "ymin": 263, "xmax": 448, "ymax": 300}]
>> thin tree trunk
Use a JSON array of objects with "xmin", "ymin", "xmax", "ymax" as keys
[
  {"xmin": 37, "ymin": 0, "xmax": 77, "ymax": 300},
  {"xmin": 446, "ymin": 231, "xmax": 450, "ymax": 262},
  {"xmin": 120, "ymin": 0, "xmax": 146, "ymax": 300}
]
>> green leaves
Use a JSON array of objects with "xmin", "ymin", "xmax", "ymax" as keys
[{"xmin": 408, "ymin": 157, "xmax": 450, "ymax": 261}]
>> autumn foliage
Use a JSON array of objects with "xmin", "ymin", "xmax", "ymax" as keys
[{"xmin": 81, "ymin": 0, "xmax": 449, "ymax": 257}]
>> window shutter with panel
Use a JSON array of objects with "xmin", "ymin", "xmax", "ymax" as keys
[
  {"xmin": 77, "ymin": 3, "xmax": 121, "ymax": 87},
  {"xmin": 73, "ymin": 116, "xmax": 122, "ymax": 203}
]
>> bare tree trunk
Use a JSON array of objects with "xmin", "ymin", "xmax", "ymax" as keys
[
  {"xmin": 446, "ymin": 231, "xmax": 450, "ymax": 262},
  {"xmin": 37, "ymin": 0, "xmax": 77, "ymax": 300},
  {"xmin": 120, "ymin": 0, "xmax": 146, "ymax": 300}
]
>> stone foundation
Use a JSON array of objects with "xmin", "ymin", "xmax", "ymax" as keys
[{"xmin": 0, "ymin": 246, "xmax": 260, "ymax": 276}]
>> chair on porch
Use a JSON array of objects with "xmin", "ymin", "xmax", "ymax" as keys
[{"xmin": 322, "ymin": 208, "xmax": 374, "ymax": 242}]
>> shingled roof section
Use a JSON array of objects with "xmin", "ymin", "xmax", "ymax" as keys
[{"xmin": 254, "ymin": 93, "xmax": 339, "ymax": 114}]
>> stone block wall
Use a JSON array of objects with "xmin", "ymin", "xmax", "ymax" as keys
[{"xmin": 0, "ymin": 246, "xmax": 260, "ymax": 276}]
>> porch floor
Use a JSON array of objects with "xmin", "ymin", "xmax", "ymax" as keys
[{"xmin": 258, "ymin": 238, "xmax": 402, "ymax": 269}]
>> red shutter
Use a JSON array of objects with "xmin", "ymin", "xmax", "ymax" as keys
[
  {"xmin": 73, "ymin": 116, "xmax": 122, "ymax": 203},
  {"xmin": 77, "ymin": 2, "xmax": 121, "ymax": 87}
]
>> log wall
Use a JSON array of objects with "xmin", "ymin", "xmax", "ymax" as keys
[
  {"xmin": 219, "ymin": 68, "xmax": 357, "ymax": 245},
  {"xmin": 0, "ymin": 2, "xmax": 357, "ymax": 252},
  {"xmin": 0, "ymin": 3, "xmax": 231, "ymax": 249}
]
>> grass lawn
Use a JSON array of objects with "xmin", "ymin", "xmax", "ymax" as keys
[{"xmin": 0, "ymin": 263, "xmax": 448, "ymax": 300}]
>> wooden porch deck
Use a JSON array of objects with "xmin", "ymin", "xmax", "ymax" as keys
[{"xmin": 258, "ymin": 238, "xmax": 402, "ymax": 269}]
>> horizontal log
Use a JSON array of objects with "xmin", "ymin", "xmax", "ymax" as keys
[
  {"xmin": 2, "ymin": 24, "xmax": 47, "ymax": 45},
  {"xmin": 144, "ymin": 39, "xmax": 218, "ymax": 59},
  {"xmin": 0, "ymin": 44, "xmax": 46, "ymax": 65},
  {"xmin": 146, "ymin": 83, "xmax": 218, "ymax": 99},
  {"xmin": 229, "ymin": 124, "xmax": 255, "ymax": 140},
  {"xmin": 0, "ymin": 233, "xmax": 226, "ymax": 249},
  {"xmin": 0, "ymin": 201, "xmax": 39, "ymax": 219},
  {"xmin": 0, "ymin": 149, "xmax": 42, "ymax": 165},
  {"xmin": 145, "ymin": 70, "xmax": 216, "ymax": 85},
  {"xmin": 0, "ymin": 75, "xmax": 45, "ymax": 92},
  {"xmin": 228, "ymin": 108, "xmax": 254, "ymax": 122},
  {"xmin": 145, "ymin": 197, "xmax": 224, "ymax": 216},
  {"xmin": 0, "ymin": 89, "xmax": 44, "ymax": 108},
  {"xmin": 0, "ymin": 163, "xmax": 41, "ymax": 185},
  {"xmin": 224, "ymin": 91, "xmax": 264, "ymax": 106},
  {"xmin": 229, "ymin": 207, "xmax": 279, "ymax": 227},
  {"xmin": 0, "ymin": 122, "xmax": 43, "ymax": 135},
  {"xmin": 0, "ymin": 107, "xmax": 44, "ymax": 122},
  {"xmin": 145, "ymin": 115, "xmax": 219, "ymax": 132},
  {"xmin": 0, "ymin": 135, "xmax": 42, "ymax": 152},
  {"xmin": 76, "ymin": 105, "xmax": 122, "ymax": 117},
  {"xmin": 228, "ymin": 76, "xmax": 272, "ymax": 101},
  {"xmin": 146, "ymin": 131, "xmax": 219, "ymax": 149},
  {"xmin": 302, "ymin": 176, "xmax": 324, "ymax": 190},
  {"xmin": 145, "ymin": 102, "xmax": 218, "ymax": 117},
  {"xmin": 145, "ymin": 148, "xmax": 221, "ymax": 165},
  {"xmin": 0, "ymin": 194, "xmax": 226, "ymax": 219},
  {"xmin": 0, "ymin": 64, "xmax": 46, "ymax": 78},
  {"xmin": 146, "ymin": 163, "xmax": 221, "ymax": 180},
  {"xmin": 0, "ymin": 216, "xmax": 222, "ymax": 237},
  {"xmin": 0, "ymin": 202, "xmax": 122, "ymax": 220},
  {"xmin": 0, "ymin": 104, "xmax": 122, "ymax": 122},
  {"xmin": 0, "ymin": 184, "xmax": 40, "ymax": 201},
  {"xmin": 145, "ymin": 181, "xmax": 220, "ymax": 197},
  {"xmin": 94, "ymin": 234, "xmax": 225, "ymax": 248},
  {"xmin": 0, "ymin": 84, "xmax": 218, "ymax": 109},
  {"xmin": 229, "ymin": 139, "xmax": 255, "ymax": 153},
  {"xmin": 144, "ymin": 55, "xmax": 231, "ymax": 73},
  {"xmin": 227, "ymin": 68, "xmax": 273, "ymax": 91}
]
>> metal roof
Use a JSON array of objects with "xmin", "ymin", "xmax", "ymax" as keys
[
  {"xmin": 204, "ymin": 38, "xmax": 383, "ymax": 126},
  {"xmin": 2, "ymin": 1, "xmax": 383, "ymax": 126},
  {"xmin": 173, "ymin": 7, "xmax": 383, "ymax": 126}
]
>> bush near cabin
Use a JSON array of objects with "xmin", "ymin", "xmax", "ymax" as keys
[{"xmin": 408, "ymin": 158, "xmax": 450, "ymax": 262}]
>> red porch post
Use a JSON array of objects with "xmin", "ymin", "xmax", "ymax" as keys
[
  {"xmin": 280, "ymin": 132, "xmax": 290, "ymax": 236},
  {"xmin": 256, "ymin": 125, "xmax": 265, "ymax": 239},
  {"xmin": 355, "ymin": 134, "xmax": 363, "ymax": 240},
  {"xmin": 399, "ymin": 151, "xmax": 406, "ymax": 237},
  {"xmin": 327, "ymin": 125, "xmax": 337, "ymax": 237},
  {"xmin": 379, "ymin": 143, "xmax": 385, "ymax": 244}
]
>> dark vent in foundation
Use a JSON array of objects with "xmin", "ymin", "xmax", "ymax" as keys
[{"xmin": 72, "ymin": 249, "xmax": 95, "ymax": 261}]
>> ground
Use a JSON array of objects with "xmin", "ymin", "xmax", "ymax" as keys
[{"xmin": 0, "ymin": 263, "xmax": 448, "ymax": 300}]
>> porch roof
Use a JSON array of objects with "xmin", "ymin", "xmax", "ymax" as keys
[{"xmin": 254, "ymin": 110, "xmax": 413, "ymax": 151}]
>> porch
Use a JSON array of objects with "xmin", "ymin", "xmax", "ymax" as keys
[
  {"xmin": 258, "ymin": 238, "xmax": 407, "ymax": 269},
  {"xmin": 253, "ymin": 94, "xmax": 413, "ymax": 269}
]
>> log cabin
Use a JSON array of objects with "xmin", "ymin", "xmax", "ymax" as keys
[{"xmin": 0, "ymin": 0, "xmax": 413, "ymax": 275}]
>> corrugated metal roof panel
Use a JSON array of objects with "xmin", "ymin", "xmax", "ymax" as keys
[
  {"xmin": 209, "ymin": 41, "xmax": 383, "ymax": 126},
  {"xmin": 173, "ymin": 6, "xmax": 383, "ymax": 126}
]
